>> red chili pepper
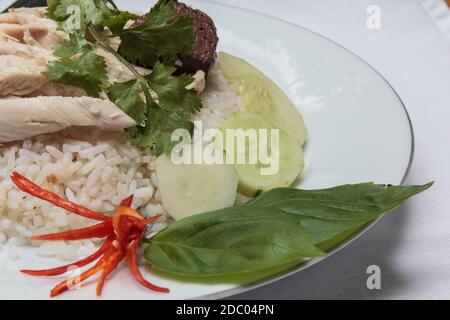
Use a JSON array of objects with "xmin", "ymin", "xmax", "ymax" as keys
[
  {"xmin": 11, "ymin": 172, "xmax": 169, "ymax": 297},
  {"xmin": 21, "ymin": 237, "xmax": 114, "ymax": 277},
  {"xmin": 96, "ymin": 250, "xmax": 125, "ymax": 296},
  {"xmin": 11, "ymin": 172, "xmax": 111, "ymax": 222},
  {"xmin": 30, "ymin": 222, "xmax": 113, "ymax": 241},
  {"xmin": 126, "ymin": 239, "xmax": 170, "ymax": 293}
]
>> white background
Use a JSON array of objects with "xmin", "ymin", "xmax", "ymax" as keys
[
  {"xmin": 215, "ymin": 0, "xmax": 450, "ymax": 300},
  {"xmin": 1, "ymin": 0, "xmax": 450, "ymax": 299}
]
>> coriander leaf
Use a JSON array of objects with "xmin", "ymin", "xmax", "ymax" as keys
[
  {"xmin": 48, "ymin": 0, "xmax": 110, "ymax": 32},
  {"xmin": 145, "ymin": 182, "xmax": 432, "ymax": 276},
  {"xmin": 118, "ymin": 1, "xmax": 196, "ymax": 67},
  {"xmin": 146, "ymin": 62, "xmax": 202, "ymax": 113},
  {"xmin": 108, "ymin": 79, "xmax": 147, "ymax": 126},
  {"xmin": 104, "ymin": 10, "xmax": 139, "ymax": 34},
  {"xmin": 128, "ymin": 62, "xmax": 201, "ymax": 155},
  {"xmin": 44, "ymin": 51, "xmax": 108, "ymax": 97},
  {"xmin": 129, "ymin": 104, "xmax": 194, "ymax": 156},
  {"xmin": 145, "ymin": 206, "xmax": 325, "ymax": 276},
  {"xmin": 53, "ymin": 33, "xmax": 92, "ymax": 57}
]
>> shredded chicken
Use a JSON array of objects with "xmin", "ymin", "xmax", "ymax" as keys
[
  {"xmin": 0, "ymin": 55, "xmax": 84, "ymax": 97},
  {"xmin": 0, "ymin": 8, "xmax": 65, "ymax": 50},
  {"xmin": 0, "ymin": 7, "xmax": 206, "ymax": 95},
  {"xmin": 0, "ymin": 96, "xmax": 136, "ymax": 143},
  {"xmin": 0, "ymin": 7, "xmax": 152, "ymax": 96},
  {"xmin": 94, "ymin": 48, "xmax": 151, "ymax": 83},
  {"xmin": 0, "ymin": 7, "xmax": 205, "ymax": 142},
  {"xmin": 187, "ymin": 70, "xmax": 206, "ymax": 93}
]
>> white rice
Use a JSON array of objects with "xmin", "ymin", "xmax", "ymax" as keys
[
  {"xmin": 194, "ymin": 62, "xmax": 245, "ymax": 130},
  {"xmin": 0, "ymin": 61, "xmax": 243, "ymax": 260},
  {"xmin": 0, "ymin": 128, "xmax": 168, "ymax": 260}
]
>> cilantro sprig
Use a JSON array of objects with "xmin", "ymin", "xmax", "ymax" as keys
[
  {"xmin": 43, "ymin": 0, "xmax": 201, "ymax": 155},
  {"xmin": 47, "ymin": 0, "xmax": 111, "ymax": 32},
  {"xmin": 116, "ymin": 2, "xmax": 197, "ymax": 67},
  {"xmin": 126, "ymin": 62, "xmax": 202, "ymax": 155},
  {"xmin": 45, "ymin": 33, "xmax": 108, "ymax": 97}
]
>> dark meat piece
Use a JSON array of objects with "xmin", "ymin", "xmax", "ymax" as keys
[
  {"xmin": 173, "ymin": 2, "xmax": 219, "ymax": 74},
  {"xmin": 133, "ymin": 1, "xmax": 219, "ymax": 74}
]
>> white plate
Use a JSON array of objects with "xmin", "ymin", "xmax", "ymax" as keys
[{"xmin": 0, "ymin": 0, "xmax": 413, "ymax": 300}]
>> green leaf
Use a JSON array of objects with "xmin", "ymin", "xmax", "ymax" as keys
[
  {"xmin": 48, "ymin": 0, "xmax": 110, "ymax": 32},
  {"xmin": 44, "ymin": 13, "xmax": 109, "ymax": 97},
  {"xmin": 145, "ymin": 206, "xmax": 325, "ymax": 276},
  {"xmin": 107, "ymin": 62, "xmax": 201, "ymax": 155},
  {"xmin": 129, "ymin": 103, "xmax": 194, "ymax": 156},
  {"xmin": 108, "ymin": 79, "xmax": 147, "ymax": 126},
  {"xmin": 104, "ymin": 10, "xmax": 139, "ymax": 34},
  {"xmin": 127, "ymin": 62, "xmax": 201, "ymax": 155},
  {"xmin": 117, "ymin": 1, "xmax": 197, "ymax": 67},
  {"xmin": 45, "ymin": 1, "xmax": 200, "ymax": 149},
  {"xmin": 146, "ymin": 62, "xmax": 202, "ymax": 114},
  {"xmin": 53, "ymin": 33, "xmax": 92, "ymax": 57},
  {"xmin": 145, "ymin": 182, "xmax": 432, "ymax": 276},
  {"xmin": 44, "ymin": 51, "xmax": 108, "ymax": 97},
  {"xmin": 246, "ymin": 183, "xmax": 434, "ymax": 244}
]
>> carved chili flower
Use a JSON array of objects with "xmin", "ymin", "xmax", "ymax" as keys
[{"xmin": 11, "ymin": 172, "xmax": 169, "ymax": 297}]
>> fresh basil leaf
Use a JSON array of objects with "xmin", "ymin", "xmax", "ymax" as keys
[
  {"xmin": 317, "ymin": 226, "xmax": 363, "ymax": 251},
  {"xmin": 146, "ymin": 206, "xmax": 325, "ymax": 276},
  {"xmin": 246, "ymin": 183, "xmax": 433, "ymax": 244},
  {"xmin": 146, "ymin": 182, "xmax": 432, "ymax": 277}
]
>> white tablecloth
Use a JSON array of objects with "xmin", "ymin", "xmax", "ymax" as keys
[
  {"xmin": 212, "ymin": 0, "xmax": 450, "ymax": 300},
  {"xmin": 1, "ymin": 0, "xmax": 449, "ymax": 300}
]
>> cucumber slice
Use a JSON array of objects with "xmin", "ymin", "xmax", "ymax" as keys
[
  {"xmin": 218, "ymin": 52, "xmax": 307, "ymax": 146},
  {"xmin": 155, "ymin": 155, "xmax": 238, "ymax": 221},
  {"xmin": 220, "ymin": 112, "xmax": 304, "ymax": 197}
]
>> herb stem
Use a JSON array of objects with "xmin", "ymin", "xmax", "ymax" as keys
[
  {"xmin": 88, "ymin": 25, "xmax": 154, "ymax": 109},
  {"xmin": 104, "ymin": 0, "xmax": 118, "ymax": 11},
  {"xmin": 88, "ymin": 26, "xmax": 141, "ymax": 80}
]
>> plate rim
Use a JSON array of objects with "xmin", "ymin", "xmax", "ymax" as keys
[
  {"xmin": 1, "ymin": 0, "xmax": 415, "ymax": 300},
  {"xmin": 191, "ymin": 0, "xmax": 415, "ymax": 300}
]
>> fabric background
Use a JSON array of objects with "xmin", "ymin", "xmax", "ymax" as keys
[{"xmin": 212, "ymin": 0, "xmax": 450, "ymax": 300}]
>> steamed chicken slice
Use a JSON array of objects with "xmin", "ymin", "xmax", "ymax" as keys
[
  {"xmin": 0, "ymin": 8, "xmax": 149, "ymax": 82},
  {"xmin": 0, "ymin": 96, "xmax": 136, "ymax": 143},
  {"xmin": 0, "ymin": 8, "xmax": 64, "ymax": 49},
  {"xmin": 0, "ymin": 35, "xmax": 55, "ymax": 61},
  {"xmin": 0, "ymin": 45, "xmax": 151, "ymax": 96},
  {"xmin": 94, "ymin": 48, "xmax": 151, "ymax": 83},
  {"xmin": 3, "ymin": 7, "xmax": 47, "ymax": 19},
  {"xmin": 0, "ymin": 8, "xmax": 204, "ymax": 97},
  {"xmin": 0, "ymin": 45, "xmax": 150, "ymax": 97},
  {"xmin": 0, "ymin": 55, "xmax": 84, "ymax": 97},
  {"xmin": 0, "ymin": 49, "xmax": 204, "ymax": 98},
  {"xmin": 0, "ymin": 55, "xmax": 46, "ymax": 96}
]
